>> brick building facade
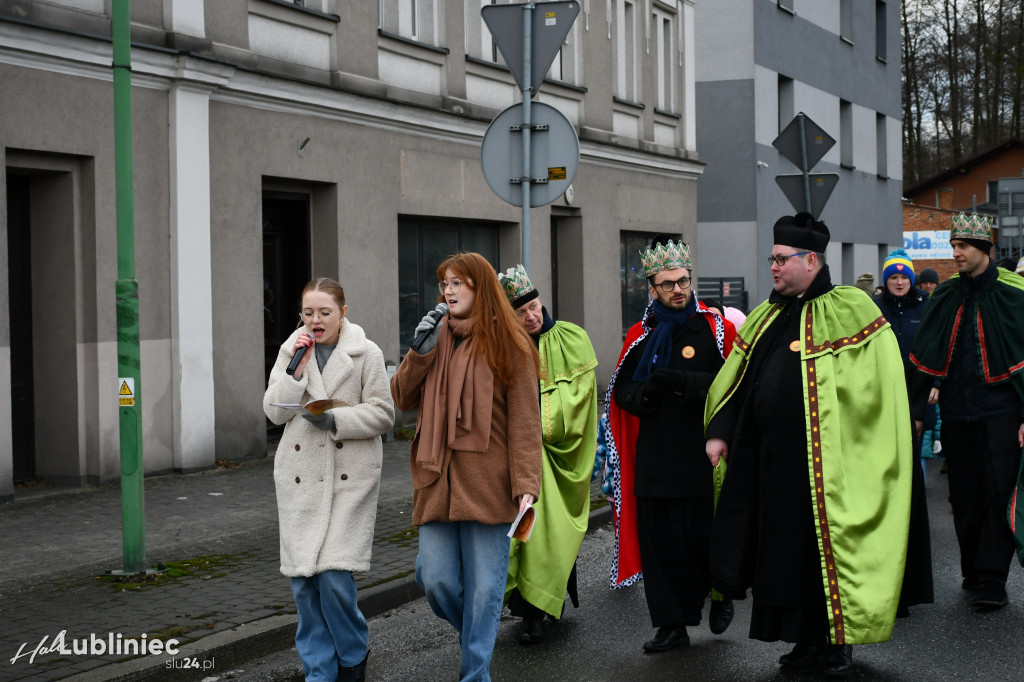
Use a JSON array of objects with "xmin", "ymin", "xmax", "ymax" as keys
[
  {"xmin": 902, "ymin": 203, "xmax": 959, "ymax": 283},
  {"xmin": 904, "ymin": 139, "xmax": 1024, "ymax": 212}
]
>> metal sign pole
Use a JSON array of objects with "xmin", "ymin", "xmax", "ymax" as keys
[
  {"xmin": 521, "ymin": 3, "xmax": 534, "ymax": 274},
  {"xmin": 797, "ymin": 114, "xmax": 811, "ymax": 213}
]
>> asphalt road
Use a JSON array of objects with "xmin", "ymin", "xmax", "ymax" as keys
[{"xmin": 212, "ymin": 460, "xmax": 1024, "ymax": 681}]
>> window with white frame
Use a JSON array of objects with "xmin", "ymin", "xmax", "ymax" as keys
[
  {"xmin": 548, "ymin": 17, "xmax": 581, "ymax": 85},
  {"xmin": 612, "ymin": 0, "xmax": 639, "ymax": 102},
  {"xmin": 466, "ymin": 0, "xmax": 501, "ymax": 63},
  {"xmin": 380, "ymin": 0, "xmax": 441, "ymax": 46},
  {"xmin": 651, "ymin": 2, "xmax": 677, "ymax": 112}
]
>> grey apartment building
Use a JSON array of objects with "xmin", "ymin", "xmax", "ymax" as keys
[
  {"xmin": 0, "ymin": 0, "xmax": 706, "ymax": 496},
  {"xmin": 694, "ymin": 0, "xmax": 903, "ymax": 304}
]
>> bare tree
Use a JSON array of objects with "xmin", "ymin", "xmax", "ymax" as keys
[{"xmin": 902, "ymin": 0, "xmax": 1024, "ymax": 185}]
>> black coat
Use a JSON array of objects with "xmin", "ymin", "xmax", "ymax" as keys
[{"xmin": 614, "ymin": 311, "xmax": 724, "ymax": 498}]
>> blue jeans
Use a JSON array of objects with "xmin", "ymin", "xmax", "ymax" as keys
[
  {"xmin": 291, "ymin": 570, "xmax": 369, "ymax": 680},
  {"xmin": 416, "ymin": 521, "xmax": 510, "ymax": 682}
]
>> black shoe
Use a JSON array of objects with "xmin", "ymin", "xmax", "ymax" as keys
[
  {"xmin": 643, "ymin": 626, "xmax": 689, "ymax": 653},
  {"xmin": 709, "ymin": 598, "xmax": 734, "ymax": 635},
  {"xmin": 962, "ymin": 576, "xmax": 983, "ymax": 590},
  {"xmin": 779, "ymin": 640, "xmax": 827, "ymax": 668},
  {"xmin": 824, "ymin": 644, "xmax": 853, "ymax": 677},
  {"xmin": 896, "ymin": 604, "xmax": 910, "ymax": 618},
  {"xmin": 519, "ymin": 617, "xmax": 545, "ymax": 645},
  {"xmin": 338, "ymin": 651, "xmax": 367, "ymax": 682},
  {"xmin": 972, "ymin": 582, "xmax": 1009, "ymax": 610}
]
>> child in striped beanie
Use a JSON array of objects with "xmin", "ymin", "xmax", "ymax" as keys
[{"xmin": 882, "ymin": 248, "xmax": 914, "ymax": 294}]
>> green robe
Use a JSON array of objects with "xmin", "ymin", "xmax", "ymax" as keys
[
  {"xmin": 505, "ymin": 321, "xmax": 598, "ymax": 618},
  {"xmin": 704, "ymin": 285, "xmax": 912, "ymax": 645}
]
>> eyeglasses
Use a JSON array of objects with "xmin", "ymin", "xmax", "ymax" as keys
[
  {"xmin": 438, "ymin": 279, "xmax": 464, "ymax": 294},
  {"xmin": 301, "ymin": 309, "xmax": 335, "ymax": 320},
  {"xmin": 653, "ymin": 276, "xmax": 692, "ymax": 293},
  {"xmin": 767, "ymin": 251, "xmax": 811, "ymax": 267}
]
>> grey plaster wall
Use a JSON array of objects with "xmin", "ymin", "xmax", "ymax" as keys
[
  {"xmin": 754, "ymin": 0, "xmax": 901, "ymax": 118},
  {"xmin": 695, "ymin": 79, "xmax": 757, "ymax": 223},
  {"xmin": 0, "ymin": 64, "xmax": 175, "ymax": 483}
]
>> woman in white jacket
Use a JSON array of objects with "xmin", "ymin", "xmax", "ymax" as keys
[{"xmin": 264, "ymin": 277, "xmax": 395, "ymax": 682}]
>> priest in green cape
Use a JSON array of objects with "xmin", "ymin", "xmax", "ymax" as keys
[
  {"xmin": 499, "ymin": 264, "xmax": 599, "ymax": 645},
  {"xmin": 704, "ymin": 212, "xmax": 912, "ymax": 677}
]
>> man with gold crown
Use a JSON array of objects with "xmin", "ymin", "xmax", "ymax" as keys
[
  {"xmin": 909, "ymin": 212, "xmax": 1024, "ymax": 610},
  {"xmin": 704, "ymin": 212, "xmax": 912, "ymax": 677},
  {"xmin": 498, "ymin": 264, "xmax": 599, "ymax": 645},
  {"xmin": 606, "ymin": 234, "xmax": 737, "ymax": 654}
]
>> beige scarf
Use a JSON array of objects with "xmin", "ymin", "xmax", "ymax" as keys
[{"xmin": 412, "ymin": 316, "xmax": 494, "ymax": 487}]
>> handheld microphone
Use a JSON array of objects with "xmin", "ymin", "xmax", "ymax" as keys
[
  {"xmin": 286, "ymin": 333, "xmax": 313, "ymax": 375},
  {"xmin": 410, "ymin": 303, "xmax": 449, "ymax": 351}
]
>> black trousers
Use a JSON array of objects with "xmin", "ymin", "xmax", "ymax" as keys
[
  {"xmin": 749, "ymin": 513, "xmax": 830, "ymax": 644},
  {"xmin": 944, "ymin": 414, "xmax": 1022, "ymax": 585},
  {"xmin": 636, "ymin": 496, "xmax": 712, "ymax": 627}
]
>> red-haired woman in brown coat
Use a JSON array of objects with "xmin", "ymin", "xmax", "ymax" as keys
[{"xmin": 391, "ymin": 252, "xmax": 542, "ymax": 681}]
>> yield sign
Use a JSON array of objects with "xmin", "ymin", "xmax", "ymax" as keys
[
  {"xmin": 775, "ymin": 173, "xmax": 839, "ymax": 219},
  {"xmin": 482, "ymin": 1, "xmax": 580, "ymax": 95}
]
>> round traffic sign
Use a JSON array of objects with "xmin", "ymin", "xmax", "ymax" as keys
[{"xmin": 481, "ymin": 102, "xmax": 580, "ymax": 207}]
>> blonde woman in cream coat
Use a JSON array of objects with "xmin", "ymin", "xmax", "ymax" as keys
[{"xmin": 264, "ymin": 277, "xmax": 395, "ymax": 682}]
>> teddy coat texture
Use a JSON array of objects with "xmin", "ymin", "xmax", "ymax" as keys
[
  {"xmin": 263, "ymin": 321, "xmax": 395, "ymax": 578},
  {"xmin": 390, "ymin": 329, "xmax": 543, "ymax": 527}
]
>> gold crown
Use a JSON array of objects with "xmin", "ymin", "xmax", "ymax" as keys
[
  {"xmin": 498, "ymin": 264, "xmax": 536, "ymax": 304},
  {"xmin": 640, "ymin": 240, "xmax": 692, "ymax": 277},
  {"xmin": 950, "ymin": 212, "xmax": 993, "ymax": 242}
]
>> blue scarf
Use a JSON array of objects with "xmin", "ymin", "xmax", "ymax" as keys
[{"xmin": 631, "ymin": 297, "xmax": 698, "ymax": 382}]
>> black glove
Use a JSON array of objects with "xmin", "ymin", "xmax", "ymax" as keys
[
  {"xmin": 652, "ymin": 368, "xmax": 688, "ymax": 391},
  {"xmin": 301, "ymin": 410, "xmax": 334, "ymax": 431}
]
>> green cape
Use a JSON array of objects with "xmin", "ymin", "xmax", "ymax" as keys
[
  {"xmin": 506, "ymin": 321, "xmax": 598, "ymax": 617},
  {"xmin": 909, "ymin": 268, "xmax": 1024, "ymax": 398},
  {"xmin": 705, "ymin": 285, "xmax": 912, "ymax": 645}
]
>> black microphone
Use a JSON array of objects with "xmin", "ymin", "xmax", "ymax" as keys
[
  {"xmin": 410, "ymin": 303, "xmax": 449, "ymax": 351},
  {"xmin": 286, "ymin": 333, "xmax": 313, "ymax": 375}
]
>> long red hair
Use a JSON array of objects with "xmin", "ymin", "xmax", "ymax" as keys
[{"xmin": 437, "ymin": 252, "xmax": 540, "ymax": 386}]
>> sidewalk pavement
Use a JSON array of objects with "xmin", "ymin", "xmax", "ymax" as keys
[{"xmin": 0, "ymin": 437, "xmax": 611, "ymax": 682}]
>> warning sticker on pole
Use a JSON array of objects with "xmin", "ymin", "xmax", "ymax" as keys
[
  {"xmin": 548, "ymin": 167, "xmax": 567, "ymax": 181},
  {"xmin": 545, "ymin": 12, "xmax": 556, "ymax": 25},
  {"xmin": 118, "ymin": 378, "xmax": 135, "ymax": 407}
]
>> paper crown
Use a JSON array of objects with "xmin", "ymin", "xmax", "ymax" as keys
[
  {"xmin": 640, "ymin": 240, "xmax": 692, "ymax": 277},
  {"xmin": 950, "ymin": 212, "xmax": 993, "ymax": 242},
  {"xmin": 498, "ymin": 264, "xmax": 539, "ymax": 308}
]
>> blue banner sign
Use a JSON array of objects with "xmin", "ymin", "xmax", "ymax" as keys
[{"xmin": 903, "ymin": 230, "xmax": 952, "ymax": 260}]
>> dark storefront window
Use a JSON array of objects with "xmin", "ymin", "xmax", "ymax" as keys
[
  {"xmin": 398, "ymin": 218, "xmax": 500, "ymax": 352},
  {"xmin": 620, "ymin": 231, "xmax": 652, "ymax": 337}
]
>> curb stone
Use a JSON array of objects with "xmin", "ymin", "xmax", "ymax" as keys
[{"xmin": 63, "ymin": 507, "xmax": 613, "ymax": 682}]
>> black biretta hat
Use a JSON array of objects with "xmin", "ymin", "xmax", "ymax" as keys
[{"xmin": 773, "ymin": 212, "xmax": 830, "ymax": 252}]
